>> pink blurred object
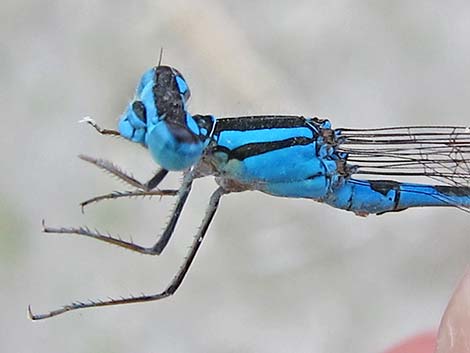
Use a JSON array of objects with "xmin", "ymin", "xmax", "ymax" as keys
[
  {"xmin": 382, "ymin": 332, "xmax": 436, "ymax": 353},
  {"xmin": 383, "ymin": 269, "xmax": 470, "ymax": 353}
]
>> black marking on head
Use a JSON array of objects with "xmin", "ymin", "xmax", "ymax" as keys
[
  {"xmin": 223, "ymin": 136, "xmax": 313, "ymax": 161},
  {"xmin": 166, "ymin": 121, "xmax": 201, "ymax": 145},
  {"xmin": 435, "ymin": 185, "xmax": 470, "ymax": 197},
  {"xmin": 154, "ymin": 66, "xmax": 187, "ymax": 125},
  {"xmin": 215, "ymin": 116, "xmax": 308, "ymax": 132},
  {"xmin": 132, "ymin": 101, "xmax": 147, "ymax": 123}
]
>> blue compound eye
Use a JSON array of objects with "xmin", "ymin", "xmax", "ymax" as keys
[
  {"xmin": 132, "ymin": 101, "xmax": 147, "ymax": 124},
  {"xmin": 136, "ymin": 68, "xmax": 155, "ymax": 98}
]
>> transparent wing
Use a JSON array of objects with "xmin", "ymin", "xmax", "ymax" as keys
[{"xmin": 336, "ymin": 126, "xmax": 470, "ymax": 187}]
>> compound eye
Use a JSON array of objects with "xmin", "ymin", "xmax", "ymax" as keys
[
  {"xmin": 136, "ymin": 68, "xmax": 156, "ymax": 97},
  {"xmin": 132, "ymin": 101, "xmax": 147, "ymax": 123}
]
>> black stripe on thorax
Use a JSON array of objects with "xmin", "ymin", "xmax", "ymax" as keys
[
  {"xmin": 214, "ymin": 115, "xmax": 308, "ymax": 133},
  {"xmin": 216, "ymin": 136, "xmax": 313, "ymax": 161}
]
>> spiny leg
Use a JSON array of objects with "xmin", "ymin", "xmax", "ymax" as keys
[
  {"xmin": 79, "ymin": 154, "xmax": 169, "ymax": 192},
  {"xmin": 79, "ymin": 116, "xmax": 170, "ymax": 191},
  {"xmin": 146, "ymin": 169, "xmax": 169, "ymax": 190},
  {"xmin": 42, "ymin": 172, "xmax": 195, "ymax": 255},
  {"xmin": 151, "ymin": 172, "xmax": 193, "ymax": 253},
  {"xmin": 78, "ymin": 155, "xmax": 173, "ymax": 211},
  {"xmin": 29, "ymin": 187, "xmax": 226, "ymax": 320},
  {"xmin": 80, "ymin": 189, "xmax": 178, "ymax": 211}
]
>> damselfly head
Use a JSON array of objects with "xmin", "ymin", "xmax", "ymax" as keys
[
  {"xmin": 118, "ymin": 66, "xmax": 191, "ymax": 145},
  {"xmin": 118, "ymin": 65, "xmax": 205, "ymax": 171}
]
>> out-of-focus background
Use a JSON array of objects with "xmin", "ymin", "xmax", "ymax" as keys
[{"xmin": 3, "ymin": 1, "xmax": 470, "ymax": 352}]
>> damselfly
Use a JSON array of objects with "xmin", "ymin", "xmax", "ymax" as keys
[{"xmin": 29, "ymin": 65, "xmax": 470, "ymax": 320}]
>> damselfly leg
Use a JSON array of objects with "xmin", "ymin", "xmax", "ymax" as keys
[
  {"xmin": 79, "ymin": 116, "xmax": 121, "ymax": 136},
  {"xmin": 78, "ymin": 155, "xmax": 175, "ymax": 210},
  {"xmin": 43, "ymin": 172, "xmax": 194, "ymax": 255},
  {"xmin": 31, "ymin": 187, "xmax": 226, "ymax": 320},
  {"xmin": 79, "ymin": 154, "xmax": 169, "ymax": 191}
]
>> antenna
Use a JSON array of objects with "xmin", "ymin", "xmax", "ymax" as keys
[{"xmin": 158, "ymin": 47, "xmax": 164, "ymax": 66}]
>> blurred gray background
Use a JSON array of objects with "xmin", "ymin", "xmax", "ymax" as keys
[{"xmin": 3, "ymin": 1, "xmax": 470, "ymax": 352}]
